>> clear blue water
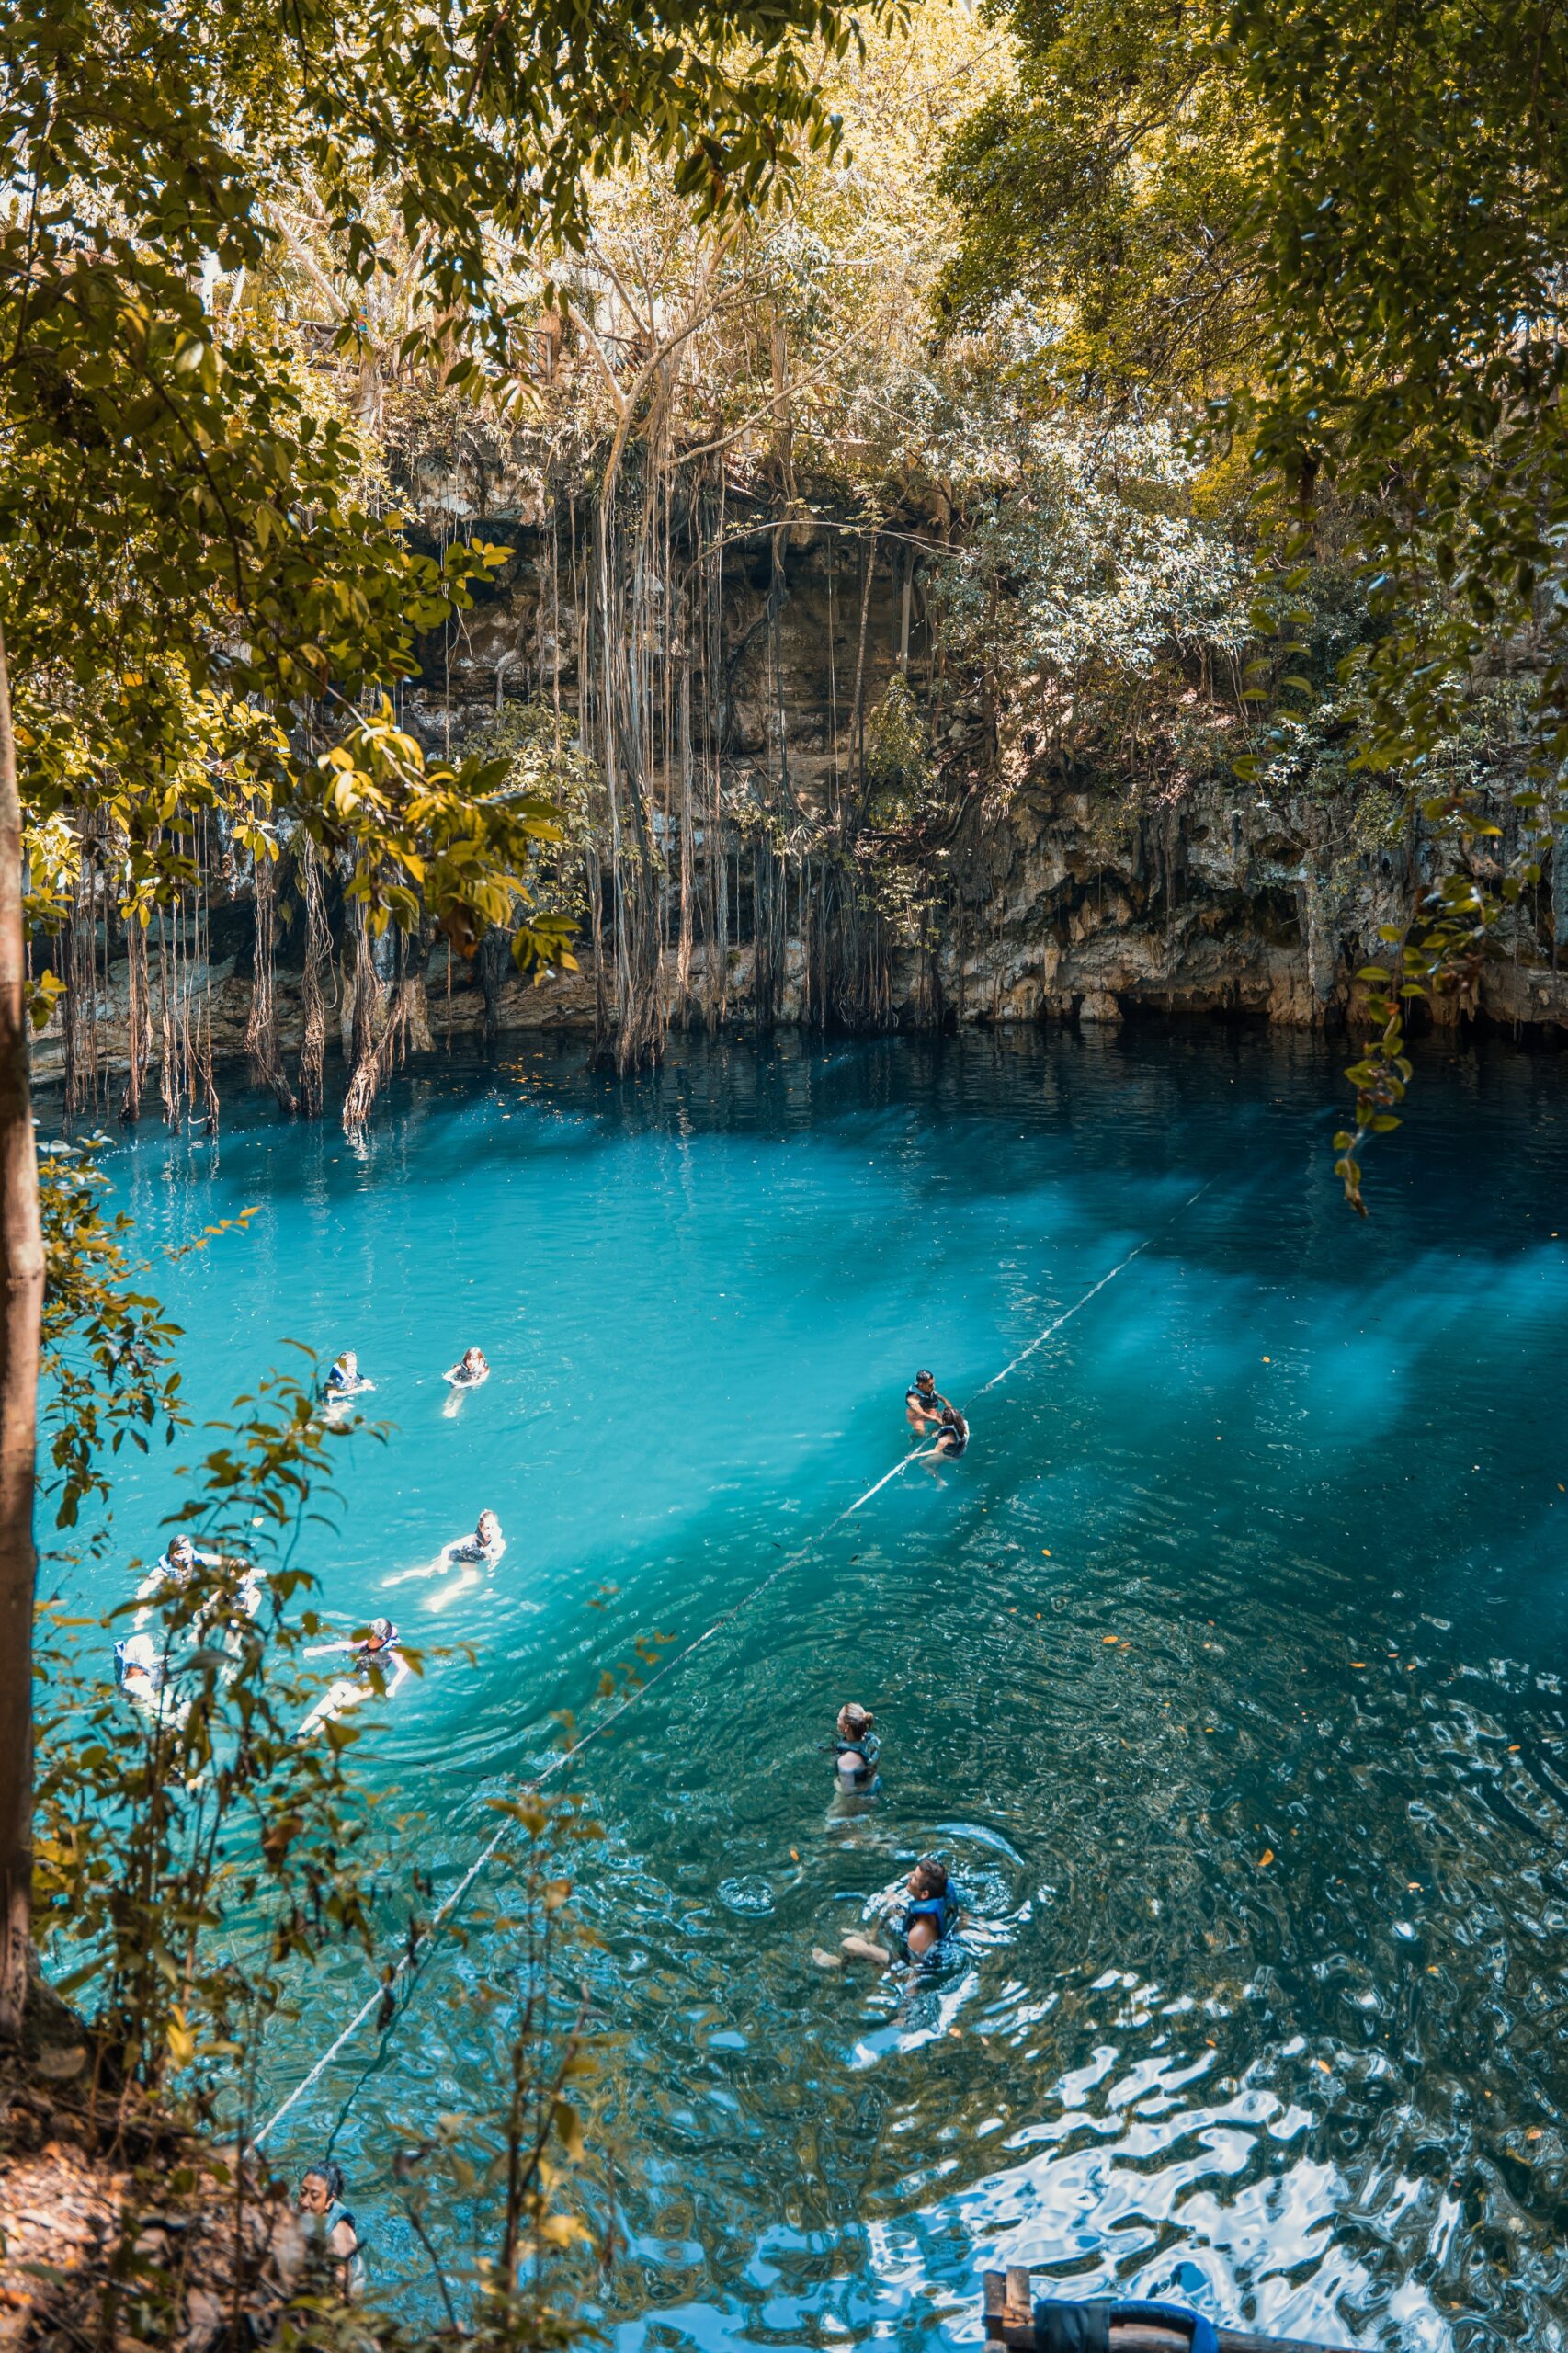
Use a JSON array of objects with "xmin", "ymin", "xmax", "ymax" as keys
[{"xmin": 50, "ymin": 1027, "xmax": 1568, "ymax": 2352}]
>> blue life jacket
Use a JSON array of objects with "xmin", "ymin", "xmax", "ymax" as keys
[
  {"xmin": 903, "ymin": 1887, "xmax": 959, "ymax": 1942},
  {"xmin": 1031, "ymin": 2302, "xmax": 1219, "ymax": 2353}
]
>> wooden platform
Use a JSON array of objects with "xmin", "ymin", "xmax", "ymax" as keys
[{"xmin": 982, "ymin": 2268, "xmax": 1363, "ymax": 2353}]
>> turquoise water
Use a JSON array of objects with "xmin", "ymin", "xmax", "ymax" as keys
[{"xmin": 53, "ymin": 1028, "xmax": 1568, "ymax": 2352}]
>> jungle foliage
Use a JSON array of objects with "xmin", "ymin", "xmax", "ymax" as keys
[{"xmin": 937, "ymin": 0, "xmax": 1568, "ymax": 1204}]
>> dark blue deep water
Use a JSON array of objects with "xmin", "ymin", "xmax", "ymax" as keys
[{"xmin": 57, "ymin": 1027, "xmax": 1568, "ymax": 2351}]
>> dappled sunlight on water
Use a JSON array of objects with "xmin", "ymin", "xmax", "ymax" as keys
[{"xmin": 55, "ymin": 1027, "xmax": 1568, "ymax": 2350}]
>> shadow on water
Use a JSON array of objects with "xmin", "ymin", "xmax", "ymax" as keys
[{"xmin": 44, "ymin": 1025, "xmax": 1568, "ymax": 2352}]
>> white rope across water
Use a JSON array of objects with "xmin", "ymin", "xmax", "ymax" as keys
[{"xmin": 251, "ymin": 1181, "xmax": 1210, "ymax": 2151}]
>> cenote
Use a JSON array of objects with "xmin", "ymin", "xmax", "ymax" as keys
[{"xmin": 55, "ymin": 1026, "xmax": 1568, "ymax": 2353}]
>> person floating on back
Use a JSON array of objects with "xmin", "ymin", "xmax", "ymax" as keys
[
  {"xmin": 833, "ymin": 1702, "xmax": 881, "ymax": 1789},
  {"xmin": 443, "ymin": 1346, "xmax": 491, "ymax": 1416},
  {"xmin": 384, "ymin": 1510, "xmax": 506, "ymax": 1610},
  {"xmin": 296, "ymin": 1616, "xmax": 408, "ymax": 1740},
  {"xmin": 905, "ymin": 1369, "xmax": 949, "ymax": 1434}
]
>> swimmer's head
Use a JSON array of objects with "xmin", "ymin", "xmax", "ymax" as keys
[
  {"xmin": 477, "ymin": 1510, "xmax": 500, "ymax": 1542},
  {"xmin": 462, "ymin": 1347, "xmax": 486, "ymax": 1370},
  {"xmin": 939, "ymin": 1406, "xmax": 960, "ymax": 1427},
  {"xmin": 168, "ymin": 1533, "xmax": 197, "ymax": 1567},
  {"xmin": 837, "ymin": 1703, "xmax": 874, "ymax": 1740},
  {"xmin": 337, "ymin": 1350, "xmax": 357, "ymax": 1375},
  {"xmin": 368, "ymin": 1617, "xmax": 393, "ymax": 1647},
  {"xmin": 915, "ymin": 1370, "xmax": 935, "ymax": 1392},
  {"xmin": 909, "ymin": 1857, "xmax": 949, "ymax": 1902},
  {"xmin": 299, "ymin": 2160, "xmax": 345, "ymax": 2213}
]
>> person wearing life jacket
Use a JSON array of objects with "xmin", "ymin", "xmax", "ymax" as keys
[
  {"xmin": 296, "ymin": 1617, "xmax": 408, "ymax": 1739},
  {"xmin": 932, "ymin": 1405, "xmax": 969, "ymax": 1460},
  {"xmin": 818, "ymin": 1856, "xmax": 961, "ymax": 1972},
  {"xmin": 454, "ymin": 1509, "xmax": 505, "ymax": 1564},
  {"xmin": 833, "ymin": 1702, "xmax": 881, "ymax": 1787},
  {"xmin": 197, "ymin": 1560, "xmax": 268, "ymax": 1671},
  {"xmin": 442, "ymin": 1346, "xmax": 491, "ymax": 1417},
  {"xmin": 113, "ymin": 1632, "xmax": 188, "ymax": 1729},
  {"xmin": 298, "ymin": 2160, "xmax": 366, "ymax": 2301},
  {"xmin": 901, "ymin": 1857, "xmax": 960, "ymax": 1956},
  {"xmin": 383, "ymin": 1511, "xmax": 505, "ymax": 1607},
  {"xmin": 348, "ymin": 1617, "xmax": 406, "ymax": 1688},
  {"xmin": 323, "ymin": 1350, "xmax": 374, "ymax": 1405},
  {"xmin": 904, "ymin": 1370, "xmax": 949, "ymax": 1434},
  {"xmin": 133, "ymin": 1531, "xmax": 222, "ymax": 1629}
]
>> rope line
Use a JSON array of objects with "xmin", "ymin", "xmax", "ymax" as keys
[{"xmin": 251, "ymin": 1181, "xmax": 1210, "ymax": 2152}]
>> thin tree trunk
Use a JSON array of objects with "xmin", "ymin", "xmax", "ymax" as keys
[
  {"xmin": 0, "ymin": 622, "xmax": 42, "ymax": 2038},
  {"xmin": 298, "ymin": 837, "xmax": 330, "ymax": 1119}
]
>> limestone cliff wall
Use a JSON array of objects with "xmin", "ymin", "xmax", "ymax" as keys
[{"xmin": 30, "ymin": 495, "xmax": 1568, "ymax": 1088}]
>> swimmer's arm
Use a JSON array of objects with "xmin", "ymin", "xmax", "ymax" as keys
[
  {"xmin": 302, "ymin": 1639, "xmax": 354, "ymax": 1657},
  {"xmin": 383, "ymin": 1654, "xmax": 411, "ymax": 1697}
]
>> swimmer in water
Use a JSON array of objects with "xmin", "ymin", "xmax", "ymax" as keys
[
  {"xmin": 383, "ymin": 1510, "xmax": 506, "ymax": 1609},
  {"xmin": 298, "ymin": 2161, "xmax": 366, "ymax": 2302},
  {"xmin": 133, "ymin": 1532, "xmax": 222, "ymax": 1629},
  {"xmin": 832, "ymin": 1703, "xmax": 881, "ymax": 1789},
  {"xmin": 113, "ymin": 1632, "xmax": 188, "ymax": 1730},
  {"xmin": 932, "ymin": 1405, "xmax": 969, "ymax": 1460},
  {"xmin": 442, "ymin": 1347, "xmax": 490, "ymax": 1417},
  {"xmin": 905, "ymin": 1369, "xmax": 949, "ymax": 1435},
  {"xmin": 296, "ymin": 1617, "xmax": 408, "ymax": 1740},
  {"xmin": 322, "ymin": 1351, "xmax": 375, "ymax": 1413},
  {"xmin": 817, "ymin": 1857, "xmax": 961, "ymax": 1971}
]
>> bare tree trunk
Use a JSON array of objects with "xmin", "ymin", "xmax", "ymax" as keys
[{"xmin": 0, "ymin": 623, "xmax": 42, "ymax": 2038}]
